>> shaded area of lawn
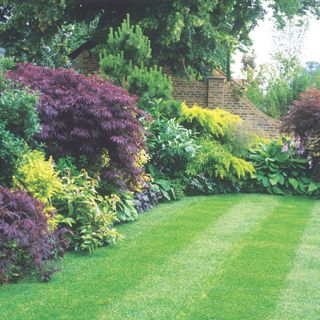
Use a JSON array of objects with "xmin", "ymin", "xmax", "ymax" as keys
[{"xmin": 0, "ymin": 194, "xmax": 319, "ymax": 320}]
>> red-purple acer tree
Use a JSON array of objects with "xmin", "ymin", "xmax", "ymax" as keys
[
  {"xmin": 0, "ymin": 187, "xmax": 66, "ymax": 283},
  {"xmin": 7, "ymin": 63, "xmax": 146, "ymax": 190}
]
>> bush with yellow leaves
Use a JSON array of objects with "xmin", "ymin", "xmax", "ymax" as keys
[
  {"xmin": 13, "ymin": 150, "xmax": 63, "ymax": 212},
  {"xmin": 179, "ymin": 102, "xmax": 242, "ymax": 139},
  {"xmin": 187, "ymin": 139, "xmax": 255, "ymax": 183}
]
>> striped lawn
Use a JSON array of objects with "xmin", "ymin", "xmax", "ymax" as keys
[{"xmin": 0, "ymin": 194, "xmax": 319, "ymax": 320}]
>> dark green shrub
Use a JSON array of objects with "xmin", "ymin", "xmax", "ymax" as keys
[
  {"xmin": 99, "ymin": 14, "xmax": 152, "ymax": 85},
  {"xmin": 56, "ymin": 156, "xmax": 82, "ymax": 177},
  {"xmin": 0, "ymin": 78, "xmax": 40, "ymax": 186},
  {"xmin": 126, "ymin": 66, "xmax": 173, "ymax": 107},
  {"xmin": 99, "ymin": 15, "xmax": 181, "ymax": 119},
  {"xmin": 145, "ymin": 98, "xmax": 182, "ymax": 119}
]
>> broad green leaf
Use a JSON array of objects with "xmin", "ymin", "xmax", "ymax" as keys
[
  {"xmin": 288, "ymin": 178, "xmax": 298, "ymax": 190},
  {"xmin": 262, "ymin": 177, "xmax": 270, "ymax": 187},
  {"xmin": 278, "ymin": 174, "xmax": 285, "ymax": 185},
  {"xmin": 272, "ymin": 186, "xmax": 285, "ymax": 195},
  {"xmin": 270, "ymin": 175, "xmax": 280, "ymax": 186},
  {"xmin": 308, "ymin": 183, "xmax": 319, "ymax": 193}
]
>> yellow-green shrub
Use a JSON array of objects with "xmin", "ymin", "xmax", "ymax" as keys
[
  {"xmin": 180, "ymin": 102, "xmax": 242, "ymax": 139},
  {"xmin": 187, "ymin": 139, "xmax": 255, "ymax": 181},
  {"xmin": 13, "ymin": 150, "xmax": 63, "ymax": 211}
]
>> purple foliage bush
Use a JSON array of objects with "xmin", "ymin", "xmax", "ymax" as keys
[
  {"xmin": 7, "ymin": 63, "xmax": 146, "ymax": 190},
  {"xmin": 0, "ymin": 187, "xmax": 66, "ymax": 284},
  {"xmin": 282, "ymin": 89, "xmax": 320, "ymax": 179}
]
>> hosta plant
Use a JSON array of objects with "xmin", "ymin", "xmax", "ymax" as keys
[
  {"xmin": 185, "ymin": 173, "xmax": 240, "ymax": 195},
  {"xmin": 248, "ymin": 139, "xmax": 320, "ymax": 196},
  {"xmin": 152, "ymin": 178, "xmax": 184, "ymax": 202},
  {"xmin": 113, "ymin": 192, "xmax": 138, "ymax": 222}
]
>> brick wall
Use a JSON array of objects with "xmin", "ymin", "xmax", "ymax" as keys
[
  {"xmin": 72, "ymin": 52, "xmax": 280, "ymax": 137},
  {"xmin": 170, "ymin": 71, "xmax": 280, "ymax": 138},
  {"xmin": 206, "ymin": 76, "xmax": 280, "ymax": 137}
]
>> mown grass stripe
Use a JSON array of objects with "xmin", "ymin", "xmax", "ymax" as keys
[
  {"xmin": 184, "ymin": 197, "xmax": 315, "ymax": 320},
  {"xmin": 0, "ymin": 195, "xmax": 241, "ymax": 320},
  {"xmin": 98, "ymin": 195, "xmax": 280, "ymax": 320},
  {"xmin": 270, "ymin": 201, "xmax": 320, "ymax": 320}
]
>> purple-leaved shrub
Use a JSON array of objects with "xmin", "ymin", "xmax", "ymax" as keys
[
  {"xmin": 0, "ymin": 187, "xmax": 66, "ymax": 284},
  {"xmin": 7, "ymin": 63, "xmax": 146, "ymax": 190}
]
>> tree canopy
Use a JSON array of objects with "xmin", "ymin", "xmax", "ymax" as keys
[{"xmin": 1, "ymin": 0, "xmax": 319, "ymax": 76}]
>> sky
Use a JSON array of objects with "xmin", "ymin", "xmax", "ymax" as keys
[{"xmin": 232, "ymin": 14, "xmax": 320, "ymax": 78}]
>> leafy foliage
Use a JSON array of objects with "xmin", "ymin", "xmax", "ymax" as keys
[
  {"xmin": 100, "ymin": 16, "xmax": 178, "ymax": 118},
  {"xmin": 55, "ymin": 156, "xmax": 83, "ymax": 177},
  {"xmin": 0, "ymin": 127, "xmax": 28, "ymax": 187},
  {"xmin": 99, "ymin": 14, "xmax": 152, "ymax": 85},
  {"xmin": 187, "ymin": 139, "xmax": 254, "ymax": 183},
  {"xmin": 152, "ymin": 178, "xmax": 185, "ymax": 202},
  {"xmin": 13, "ymin": 150, "xmax": 63, "ymax": 212},
  {"xmin": 248, "ymin": 139, "xmax": 320, "ymax": 196},
  {"xmin": 126, "ymin": 66, "xmax": 173, "ymax": 107},
  {"xmin": 245, "ymin": 74, "xmax": 293, "ymax": 118},
  {"xmin": 241, "ymin": 51, "xmax": 320, "ymax": 119},
  {"xmin": 282, "ymin": 89, "xmax": 320, "ymax": 177},
  {"xmin": 0, "ymin": 187, "xmax": 66, "ymax": 284},
  {"xmin": 180, "ymin": 102, "xmax": 242, "ymax": 141},
  {"xmin": 0, "ymin": 65, "xmax": 40, "ymax": 186},
  {"xmin": 2, "ymin": 1, "xmax": 319, "ymax": 76},
  {"xmin": 134, "ymin": 184, "xmax": 162, "ymax": 213},
  {"xmin": 53, "ymin": 172, "xmax": 121, "ymax": 253},
  {"xmin": 113, "ymin": 193, "xmax": 138, "ymax": 223},
  {"xmin": 144, "ymin": 98, "xmax": 182, "ymax": 120},
  {"xmin": 243, "ymin": 55, "xmax": 300, "ymax": 118},
  {"xmin": 185, "ymin": 173, "xmax": 239, "ymax": 196},
  {"xmin": 7, "ymin": 63, "xmax": 146, "ymax": 190},
  {"xmin": 291, "ymin": 62, "xmax": 320, "ymax": 100},
  {"xmin": 147, "ymin": 118, "xmax": 198, "ymax": 178}
]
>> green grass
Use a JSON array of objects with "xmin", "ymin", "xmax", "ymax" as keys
[{"xmin": 1, "ymin": 194, "xmax": 319, "ymax": 320}]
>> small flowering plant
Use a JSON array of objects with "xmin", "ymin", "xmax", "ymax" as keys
[
  {"xmin": 281, "ymin": 136, "xmax": 305, "ymax": 157},
  {"xmin": 249, "ymin": 138, "xmax": 320, "ymax": 197},
  {"xmin": 281, "ymin": 88, "xmax": 320, "ymax": 180}
]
